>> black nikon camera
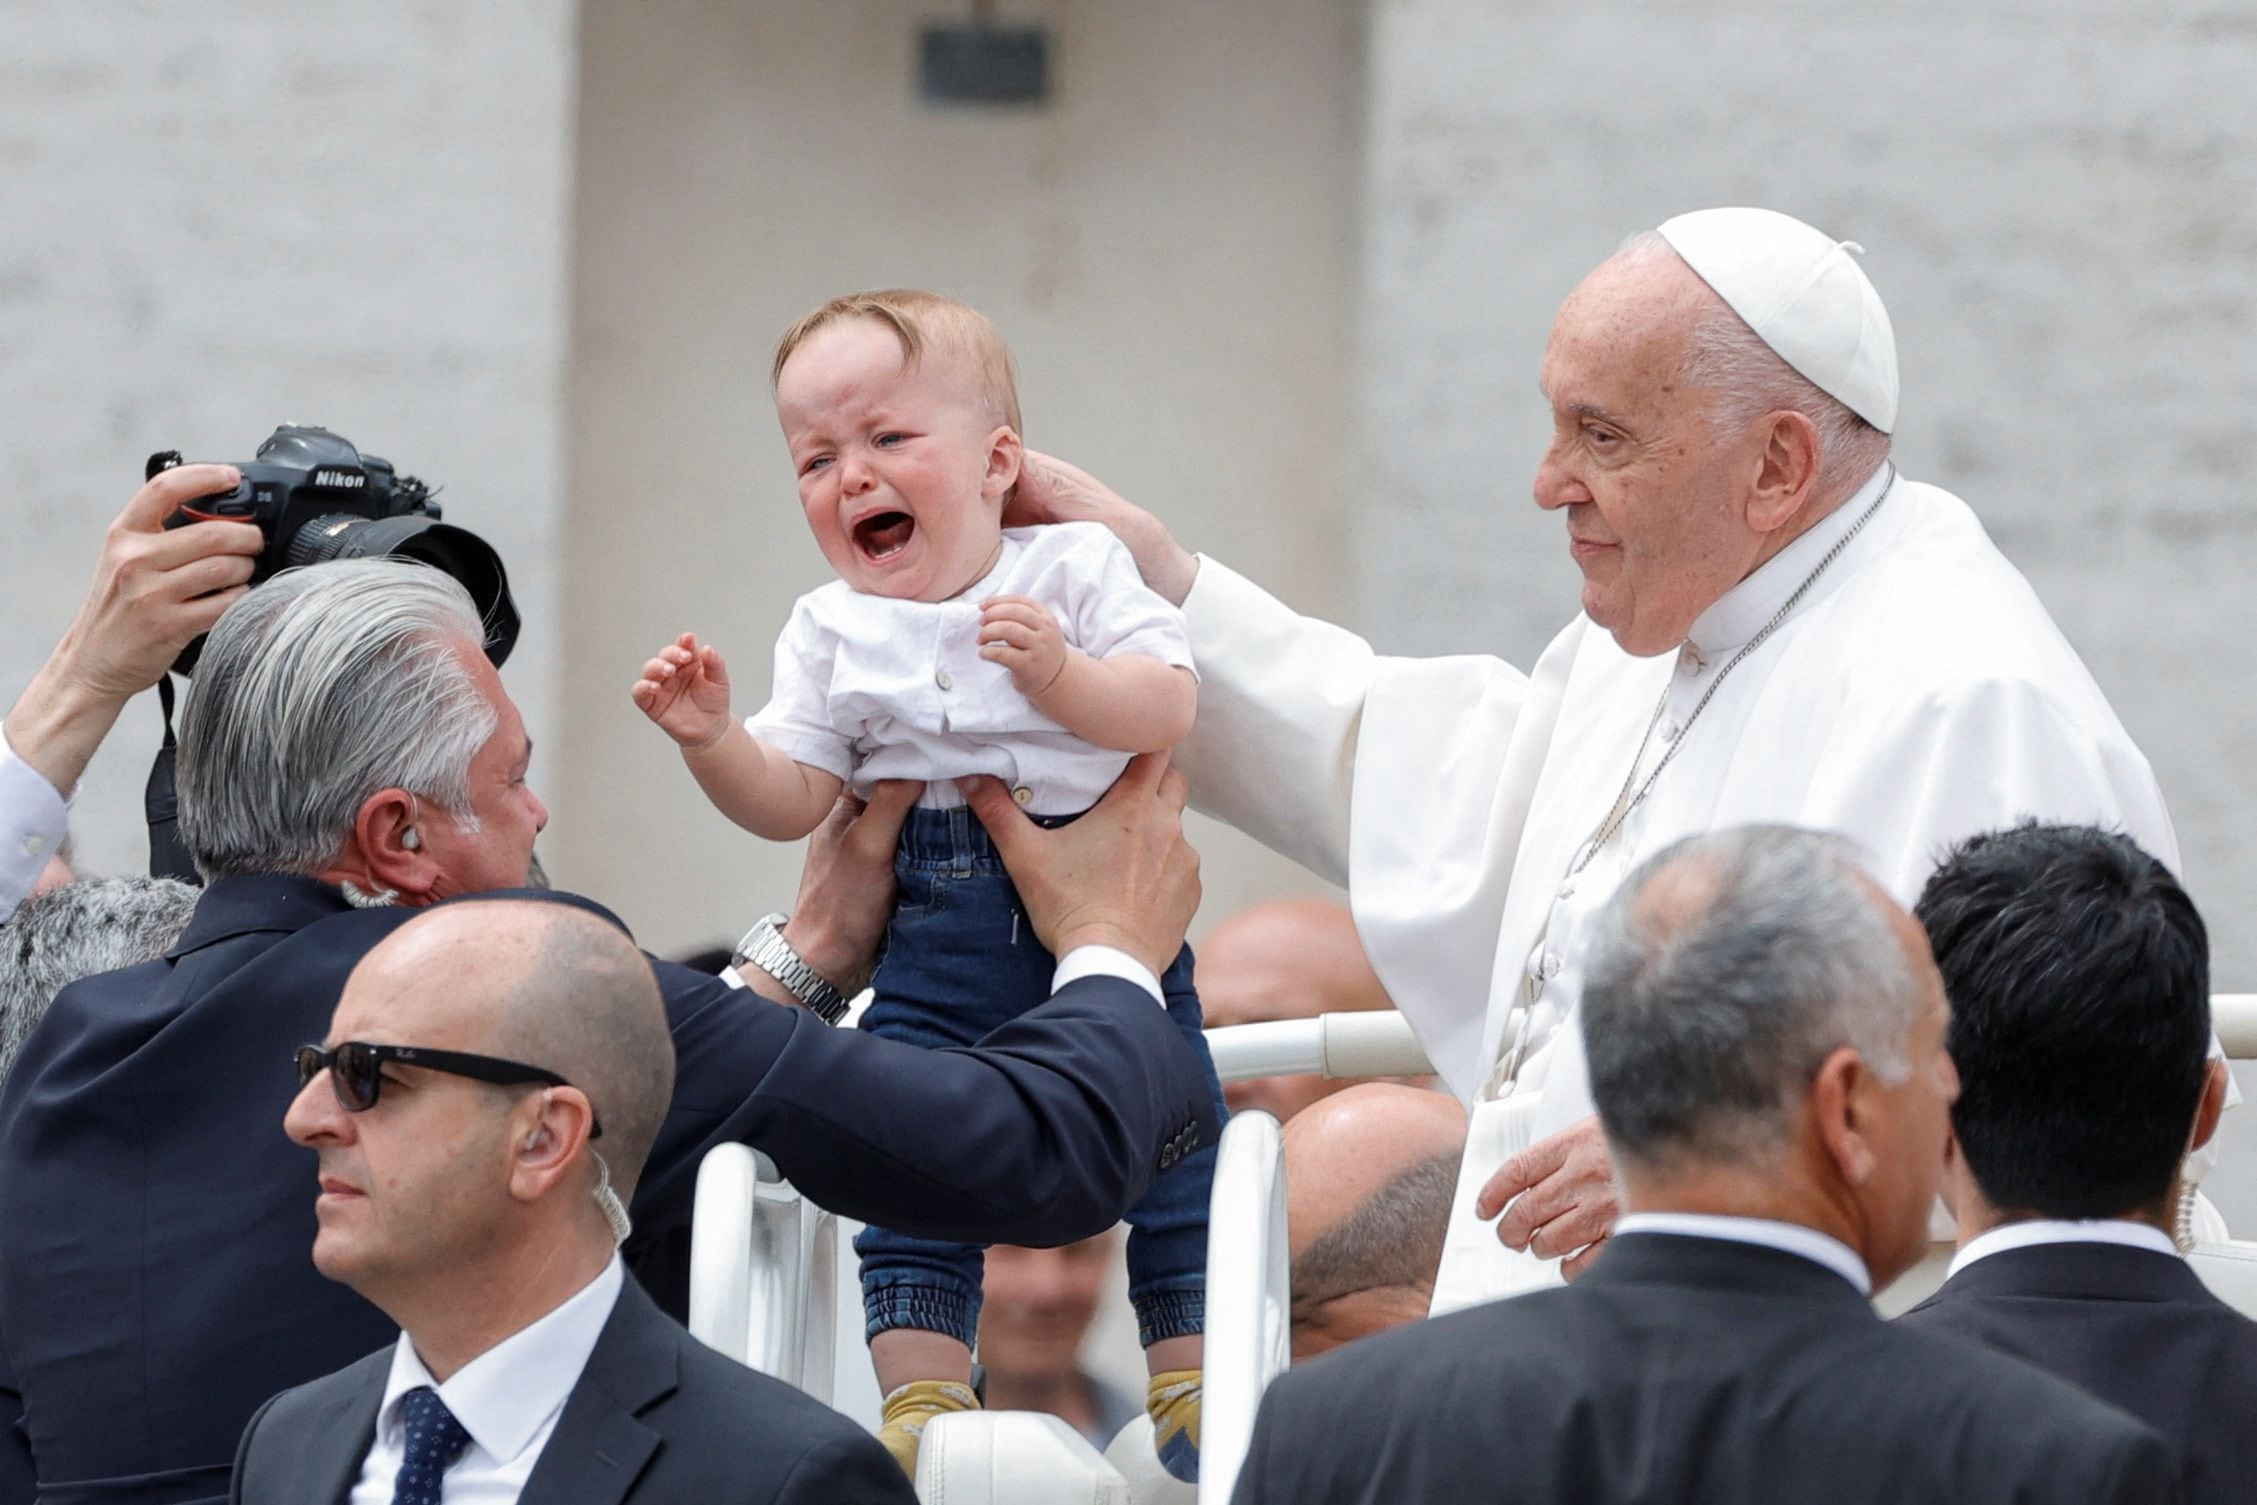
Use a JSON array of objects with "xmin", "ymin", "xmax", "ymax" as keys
[
  {"xmin": 150, "ymin": 424, "xmax": 519, "ymax": 673},
  {"xmin": 143, "ymin": 425, "xmax": 521, "ymax": 883}
]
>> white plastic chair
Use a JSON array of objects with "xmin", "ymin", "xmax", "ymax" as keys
[
  {"xmin": 917, "ymin": 1412, "xmax": 1131, "ymax": 1503},
  {"xmin": 686, "ymin": 1142, "xmax": 838, "ymax": 1404}
]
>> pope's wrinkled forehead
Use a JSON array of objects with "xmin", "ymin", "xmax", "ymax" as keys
[{"xmin": 1537, "ymin": 250, "xmax": 1717, "ymax": 420}]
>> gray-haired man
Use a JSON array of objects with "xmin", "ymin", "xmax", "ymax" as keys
[{"xmin": 1230, "ymin": 826, "xmax": 2180, "ymax": 1505}]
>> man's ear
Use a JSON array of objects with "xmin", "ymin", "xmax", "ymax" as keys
[
  {"xmin": 1745, "ymin": 409, "xmax": 1822, "ymax": 536},
  {"xmin": 508, "ymin": 1087, "xmax": 597, "ymax": 1205},
  {"xmin": 983, "ymin": 426, "xmax": 1025, "ymax": 507},
  {"xmin": 351, "ymin": 789, "xmax": 443, "ymax": 902},
  {"xmin": 2191, "ymin": 1057, "xmax": 2230, "ymax": 1153},
  {"xmin": 1809, "ymin": 1044, "xmax": 1877, "ymax": 1187}
]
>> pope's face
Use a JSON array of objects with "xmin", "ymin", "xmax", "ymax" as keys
[
  {"xmin": 777, "ymin": 317, "xmax": 1019, "ymax": 603},
  {"xmin": 1533, "ymin": 254, "xmax": 1768, "ymax": 657}
]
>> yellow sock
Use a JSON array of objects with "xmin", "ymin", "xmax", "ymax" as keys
[
  {"xmin": 1147, "ymin": 1368, "xmax": 1202, "ymax": 1483},
  {"xmin": 877, "ymin": 1380, "xmax": 979, "ymax": 1479}
]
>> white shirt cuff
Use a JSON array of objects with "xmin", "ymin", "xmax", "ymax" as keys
[
  {"xmin": 0, "ymin": 729, "xmax": 71, "ymax": 925},
  {"xmin": 1052, "ymin": 944, "xmax": 1165, "ymax": 1008}
]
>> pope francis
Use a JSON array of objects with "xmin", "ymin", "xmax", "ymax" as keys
[{"xmin": 1013, "ymin": 207, "xmax": 2186, "ymax": 1300}]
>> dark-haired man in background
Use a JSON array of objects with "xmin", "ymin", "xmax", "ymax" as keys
[{"xmin": 1902, "ymin": 823, "xmax": 2257, "ymax": 1504}]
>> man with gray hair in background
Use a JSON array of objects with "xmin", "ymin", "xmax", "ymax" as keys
[
  {"xmin": 0, "ymin": 876, "xmax": 199, "ymax": 1081},
  {"xmin": 0, "ymin": 555, "xmax": 1217, "ymax": 1504},
  {"xmin": 1230, "ymin": 826, "xmax": 2180, "ymax": 1505}
]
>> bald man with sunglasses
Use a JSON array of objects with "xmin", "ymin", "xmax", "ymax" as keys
[{"xmin": 234, "ymin": 900, "xmax": 912, "ymax": 1505}]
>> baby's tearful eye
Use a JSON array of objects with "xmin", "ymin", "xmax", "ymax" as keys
[
  {"xmin": 874, "ymin": 432, "xmax": 904, "ymax": 448},
  {"xmin": 802, "ymin": 455, "xmax": 833, "ymax": 474}
]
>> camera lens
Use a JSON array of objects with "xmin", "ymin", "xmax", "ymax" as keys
[{"xmin": 284, "ymin": 514, "xmax": 522, "ymax": 667}]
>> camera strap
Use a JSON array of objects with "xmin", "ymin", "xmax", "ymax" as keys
[{"xmin": 145, "ymin": 673, "xmax": 199, "ymax": 884}]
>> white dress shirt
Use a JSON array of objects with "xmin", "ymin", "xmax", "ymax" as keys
[
  {"xmin": 1947, "ymin": 1218, "xmax": 2179, "ymax": 1280},
  {"xmin": 1614, "ymin": 1212, "xmax": 1873, "ymax": 1295},
  {"xmin": 350, "ymin": 1256, "xmax": 624, "ymax": 1505},
  {"xmin": 749, "ymin": 522, "xmax": 1194, "ymax": 816},
  {"xmin": 0, "ymin": 729, "xmax": 70, "ymax": 927}
]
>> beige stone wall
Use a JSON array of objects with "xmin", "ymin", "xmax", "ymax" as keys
[
  {"xmin": 0, "ymin": 2, "xmax": 577, "ymax": 877},
  {"xmin": 550, "ymin": 0, "xmax": 1365, "ymax": 955}
]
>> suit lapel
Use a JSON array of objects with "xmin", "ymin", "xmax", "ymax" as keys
[
  {"xmin": 291, "ymin": 1351, "xmax": 389, "ymax": 1505},
  {"xmin": 519, "ymin": 1280, "xmax": 680, "ymax": 1505}
]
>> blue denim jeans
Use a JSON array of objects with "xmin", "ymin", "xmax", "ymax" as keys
[{"xmin": 854, "ymin": 804, "xmax": 1226, "ymax": 1352}]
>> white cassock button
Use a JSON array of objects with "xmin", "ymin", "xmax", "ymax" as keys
[
  {"xmin": 1661, "ymin": 719, "xmax": 1682, "ymax": 742},
  {"xmin": 23, "ymin": 834, "xmax": 44, "ymax": 858},
  {"xmin": 1557, "ymin": 880, "xmax": 1575, "ymax": 900},
  {"xmin": 1677, "ymin": 644, "xmax": 1704, "ymax": 676},
  {"xmin": 1538, "ymin": 950, "xmax": 1562, "ymax": 980},
  {"xmin": 1012, "ymin": 786, "xmax": 1033, "ymax": 806},
  {"xmin": 936, "ymin": 670, "xmax": 953, "ymax": 691}
]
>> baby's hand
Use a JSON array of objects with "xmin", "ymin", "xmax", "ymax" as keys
[
  {"xmin": 979, "ymin": 595, "xmax": 1068, "ymax": 697},
  {"xmin": 632, "ymin": 632, "xmax": 735, "ymax": 750}
]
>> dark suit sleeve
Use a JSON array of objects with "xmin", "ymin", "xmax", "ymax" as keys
[
  {"xmin": 1230, "ymin": 1378, "xmax": 1290, "ymax": 1505},
  {"xmin": 770, "ymin": 1430, "xmax": 918, "ymax": 1505},
  {"xmin": 2098, "ymin": 1427, "xmax": 2184, "ymax": 1505},
  {"xmin": 631, "ymin": 963, "xmax": 1217, "ymax": 1250},
  {"xmin": 228, "ymin": 1392, "xmax": 282, "ymax": 1505},
  {"xmin": 0, "ymin": 1330, "xmax": 30, "ymax": 1505}
]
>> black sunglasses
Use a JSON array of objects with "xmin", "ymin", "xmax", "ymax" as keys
[{"xmin": 294, "ymin": 1041, "xmax": 603, "ymax": 1139}]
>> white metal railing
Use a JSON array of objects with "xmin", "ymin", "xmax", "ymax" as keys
[
  {"xmin": 1196, "ymin": 1111, "xmax": 1290, "ymax": 1505},
  {"xmin": 2214, "ymin": 995, "xmax": 2257, "ymax": 1059},
  {"xmin": 1202, "ymin": 1011, "xmax": 1434, "ymax": 1082}
]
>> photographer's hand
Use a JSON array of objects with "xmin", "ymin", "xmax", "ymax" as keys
[
  {"xmin": 3, "ymin": 464, "xmax": 263, "ymax": 795},
  {"xmin": 962, "ymin": 752, "xmax": 1200, "ymax": 979}
]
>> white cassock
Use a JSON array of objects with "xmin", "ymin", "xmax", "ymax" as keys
[{"xmin": 1173, "ymin": 462, "xmax": 2202, "ymax": 1301}]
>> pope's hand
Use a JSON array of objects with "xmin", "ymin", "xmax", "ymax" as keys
[
  {"xmin": 1474, "ymin": 1114, "xmax": 1619, "ymax": 1279},
  {"xmin": 632, "ymin": 632, "xmax": 734, "ymax": 750},
  {"xmin": 962, "ymin": 751, "xmax": 1199, "ymax": 979},
  {"xmin": 1008, "ymin": 451, "xmax": 1200, "ymax": 607}
]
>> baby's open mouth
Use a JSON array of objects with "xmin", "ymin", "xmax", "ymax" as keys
[{"xmin": 853, "ymin": 511, "xmax": 915, "ymax": 561}]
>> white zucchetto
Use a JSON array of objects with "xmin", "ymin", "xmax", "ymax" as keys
[{"xmin": 1657, "ymin": 207, "xmax": 1900, "ymax": 434}]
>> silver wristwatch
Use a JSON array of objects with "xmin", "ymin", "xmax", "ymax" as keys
[{"xmin": 732, "ymin": 913, "xmax": 848, "ymax": 1025}]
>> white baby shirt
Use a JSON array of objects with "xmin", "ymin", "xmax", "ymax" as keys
[{"xmin": 747, "ymin": 521, "xmax": 1195, "ymax": 816}]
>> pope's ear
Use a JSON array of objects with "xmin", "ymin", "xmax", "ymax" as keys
[
  {"xmin": 1809, "ymin": 1045, "xmax": 1878, "ymax": 1186},
  {"xmin": 1746, "ymin": 409, "xmax": 1822, "ymax": 535}
]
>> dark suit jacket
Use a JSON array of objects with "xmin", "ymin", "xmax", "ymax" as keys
[
  {"xmin": 230, "ymin": 1275, "xmax": 913, "ymax": 1505},
  {"xmin": 0, "ymin": 873, "xmax": 1214, "ymax": 1505},
  {"xmin": 1232, "ymin": 1232, "xmax": 2183, "ymax": 1505},
  {"xmin": 1899, "ymin": 1238, "xmax": 2257, "ymax": 1505}
]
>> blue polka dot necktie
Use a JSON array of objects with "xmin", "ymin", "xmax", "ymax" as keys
[{"xmin": 392, "ymin": 1386, "xmax": 471, "ymax": 1505}]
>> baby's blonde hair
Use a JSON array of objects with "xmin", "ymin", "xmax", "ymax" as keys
[{"xmin": 772, "ymin": 288, "xmax": 1022, "ymax": 434}]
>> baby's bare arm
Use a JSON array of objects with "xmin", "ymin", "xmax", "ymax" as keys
[
  {"xmin": 1027, "ymin": 653, "xmax": 1196, "ymax": 754},
  {"xmin": 684, "ymin": 723, "xmax": 845, "ymax": 841}
]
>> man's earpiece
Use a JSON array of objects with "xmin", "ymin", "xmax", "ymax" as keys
[
  {"xmin": 525, "ymin": 1126, "xmax": 550, "ymax": 1153},
  {"xmin": 401, "ymin": 827, "xmax": 421, "ymax": 851}
]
